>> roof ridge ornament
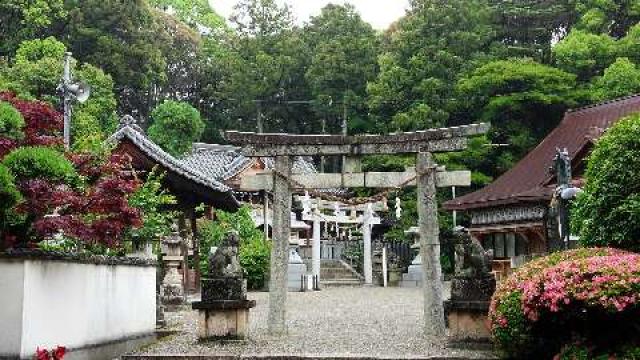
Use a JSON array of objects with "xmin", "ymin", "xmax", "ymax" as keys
[{"xmin": 118, "ymin": 115, "xmax": 144, "ymax": 133}]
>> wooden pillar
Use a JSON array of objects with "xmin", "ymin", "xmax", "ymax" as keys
[
  {"xmin": 312, "ymin": 209, "xmax": 321, "ymax": 282},
  {"xmin": 269, "ymin": 155, "xmax": 291, "ymax": 335},
  {"xmin": 189, "ymin": 206, "xmax": 201, "ymax": 293},
  {"xmin": 178, "ymin": 213, "xmax": 190, "ymax": 298},
  {"xmin": 263, "ymin": 190, "xmax": 269, "ymax": 241},
  {"xmin": 416, "ymin": 152, "xmax": 445, "ymax": 339}
]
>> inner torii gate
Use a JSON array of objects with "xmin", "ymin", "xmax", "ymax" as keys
[{"xmin": 225, "ymin": 123, "xmax": 489, "ymax": 338}]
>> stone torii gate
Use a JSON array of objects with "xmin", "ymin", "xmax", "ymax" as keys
[{"xmin": 225, "ymin": 123, "xmax": 489, "ymax": 338}]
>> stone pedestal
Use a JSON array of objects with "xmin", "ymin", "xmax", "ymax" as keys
[
  {"xmin": 288, "ymin": 248, "xmax": 307, "ymax": 291},
  {"xmin": 192, "ymin": 300, "xmax": 256, "ymax": 340},
  {"xmin": 193, "ymin": 276, "xmax": 256, "ymax": 340},
  {"xmin": 444, "ymin": 300, "xmax": 492, "ymax": 341},
  {"xmin": 444, "ymin": 274, "xmax": 496, "ymax": 342},
  {"xmin": 192, "ymin": 232, "xmax": 256, "ymax": 340},
  {"xmin": 401, "ymin": 254, "xmax": 423, "ymax": 287}
]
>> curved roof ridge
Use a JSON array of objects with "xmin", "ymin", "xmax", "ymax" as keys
[
  {"xmin": 566, "ymin": 93, "xmax": 640, "ymax": 114},
  {"xmin": 109, "ymin": 125, "xmax": 231, "ymax": 193}
]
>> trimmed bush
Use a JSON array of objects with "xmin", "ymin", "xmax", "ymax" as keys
[
  {"xmin": 0, "ymin": 164, "xmax": 20, "ymax": 212},
  {"xmin": 490, "ymin": 248, "xmax": 640, "ymax": 359},
  {"xmin": 0, "ymin": 101, "xmax": 25, "ymax": 140},
  {"xmin": 2, "ymin": 146, "xmax": 77, "ymax": 184},
  {"xmin": 572, "ymin": 113, "xmax": 640, "ymax": 251}
]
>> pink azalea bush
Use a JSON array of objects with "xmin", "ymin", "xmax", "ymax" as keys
[{"xmin": 489, "ymin": 248, "xmax": 640, "ymax": 358}]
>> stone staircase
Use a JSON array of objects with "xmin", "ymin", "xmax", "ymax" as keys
[{"xmin": 320, "ymin": 259, "xmax": 364, "ymax": 287}]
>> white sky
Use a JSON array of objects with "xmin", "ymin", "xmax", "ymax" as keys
[{"xmin": 208, "ymin": 0, "xmax": 410, "ymax": 30}]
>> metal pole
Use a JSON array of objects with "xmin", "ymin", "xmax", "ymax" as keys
[{"xmin": 62, "ymin": 52, "xmax": 72, "ymax": 150}]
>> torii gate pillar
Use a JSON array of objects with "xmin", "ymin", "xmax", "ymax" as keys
[
  {"xmin": 417, "ymin": 152, "xmax": 446, "ymax": 337},
  {"xmin": 269, "ymin": 155, "xmax": 291, "ymax": 334}
]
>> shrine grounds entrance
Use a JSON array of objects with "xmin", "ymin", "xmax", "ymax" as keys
[
  {"xmin": 126, "ymin": 287, "xmax": 498, "ymax": 359},
  {"xmin": 224, "ymin": 124, "xmax": 489, "ymax": 340}
]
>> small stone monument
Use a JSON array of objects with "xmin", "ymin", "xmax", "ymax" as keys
[
  {"xmin": 288, "ymin": 247, "xmax": 306, "ymax": 291},
  {"xmin": 444, "ymin": 228, "xmax": 496, "ymax": 342},
  {"xmin": 192, "ymin": 231, "xmax": 256, "ymax": 340},
  {"xmin": 400, "ymin": 227, "xmax": 423, "ymax": 287},
  {"xmin": 160, "ymin": 225, "xmax": 185, "ymax": 309}
]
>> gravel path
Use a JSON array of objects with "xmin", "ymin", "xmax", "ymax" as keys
[{"xmin": 134, "ymin": 287, "xmax": 496, "ymax": 359}]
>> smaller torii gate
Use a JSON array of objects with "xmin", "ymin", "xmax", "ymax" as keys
[
  {"xmin": 298, "ymin": 196, "xmax": 382, "ymax": 285},
  {"xmin": 225, "ymin": 123, "xmax": 489, "ymax": 339}
]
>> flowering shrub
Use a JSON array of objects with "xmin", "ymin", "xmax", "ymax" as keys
[
  {"xmin": 490, "ymin": 248, "xmax": 640, "ymax": 358},
  {"xmin": 35, "ymin": 346, "xmax": 66, "ymax": 360}
]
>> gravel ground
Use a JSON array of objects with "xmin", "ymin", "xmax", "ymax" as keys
[{"xmin": 134, "ymin": 287, "xmax": 496, "ymax": 359}]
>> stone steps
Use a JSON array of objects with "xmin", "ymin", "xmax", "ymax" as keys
[{"xmin": 320, "ymin": 260, "xmax": 363, "ymax": 287}]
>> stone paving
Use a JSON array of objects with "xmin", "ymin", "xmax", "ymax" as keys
[{"xmin": 132, "ymin": 287, "xmax": 497, "ymax": 359}]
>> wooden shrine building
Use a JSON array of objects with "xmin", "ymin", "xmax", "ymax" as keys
[{"xmin": 444, "ymin": 95, "xmax": 640, "ymax": 265}]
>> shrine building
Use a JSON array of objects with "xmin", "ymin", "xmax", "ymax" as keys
[{"xmin": 444, "ymin": 94, "xmax": 640, "ymax": 265}]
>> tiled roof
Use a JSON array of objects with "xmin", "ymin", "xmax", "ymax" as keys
[
  {"xmin": 108, "ymin": 125, "xmax": 232, "ymax": 193},
  {"xmin": 444, "ymin": 94, "xmax": 640, "ymax": 211},
  {"xmin": 180, "ymin": 144, "xmax": 254, "ymax": 181},
  {"xmin": 180, "ymin": 144, "xmax": 320, "ymax": 183}
]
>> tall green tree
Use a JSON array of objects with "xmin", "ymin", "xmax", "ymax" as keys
[
  {"xmin": 368, "ymin": 0, "xmax": 494, "ymax": 133},
  {"xmin": 457, "ymin": 59, "xmax": 577, "ymax": 174},
  {"xmin": 149, "ymin": 0, "xmax": 226, "ymax": 32},
  {"xmin": 573, "ymin": 113, "xmax": 640, "ymax": 251},
  {"xmin": 553, "ymin": 29, "xmax": 619, "ymax": 81},
  {"xmin": 230, "ymin": 0, "xmax": 293, "ymax": 37},
  {"xmin": 303, "ymin": 4, "xmax": 379, "ymax": 134},
  {"xmin": 488, "ymin": 0, "xmax": 578, "ymax": 63},
  {"xmin": 62, "ymin": 0, "xmax": 168, "ymax": 117},
  {"xmin": 220, "ymin": 0, "xmax": 314, "ymax": 134},
  {"xmin": 590, "ymin": 57, "xmax": 640, "ymax": 100},
  {"xmin": 0, "ymin": 0, "xmax": 66, "ymax": 56},
  {"xmin": 575, "ymin": 0, "xmax": 640, "ymax": 38}
]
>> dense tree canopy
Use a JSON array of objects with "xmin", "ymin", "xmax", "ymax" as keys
[
  {"xmin": 368, "ymin": 0, "xmax": 494, "ymax": 133},
  {"xmin": 0, "ymin": 0, "xmax": 66, "ymax": 56},
  {"xmin": 457, "ymin": 59, "xmax": 577, "ymax": 173}
]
